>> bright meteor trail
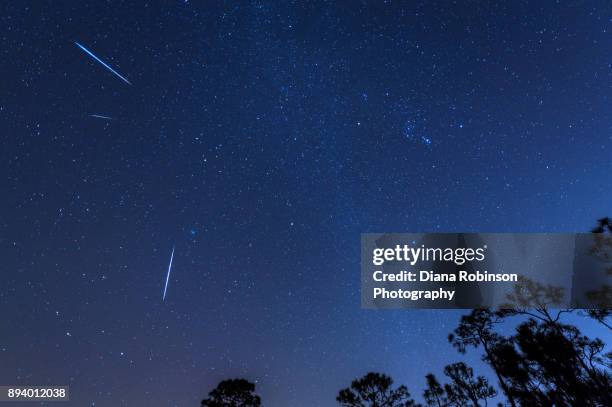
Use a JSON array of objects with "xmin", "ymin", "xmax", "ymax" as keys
[
  {"xmin": 75, "ymin": 41, "xmax": 131, "ymax": 85},
  {"xmin": 162, "ymin": 246, "xmax": 175, "ymax": 302},
  {"xmin": 90, "ymin": 114, "xmax": 113, "ymax": 120}
]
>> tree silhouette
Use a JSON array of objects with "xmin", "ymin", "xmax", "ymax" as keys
[
  {"xmin": 490, "ymin": 317, "xmax": 612, "ymax": 406},
  {"xmin": 500, "ymin": 276, "xmax": 565, "ymax": 309},
  {"xmin": 337, "ymin": 372, "xmax": 419, "ymax": 407},
  {"xmin": 423, "ymin": 364, "xmax": 496, "ymax": 407},
  {"xmin": 585, "ymin": 217, "xmax": 612, "ymax": 329},
  {"xmin": 201, "ymin": 379, "xmax": 262, "ymax": 407},
  {"xmin": 583, "ymin": 306, "xmax": 612, "ymax": 330},
  {"xmin": 447, "ymin": 309, "xmax": 516, "ymax": 407},
  {"xmin": 591, "ymin": 217, "xmax": 612, "ymax": 234},
  {"xmin": 441, "ymin": 362, "xmax": 496, "ymax": 407},
  {"xmin": 423, "ymin": 373, "xmax": 448, "ymax": 407}
]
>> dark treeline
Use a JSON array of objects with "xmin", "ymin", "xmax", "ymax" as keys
[{"xmin": 201, "ymin": 220, "xmax": 612, "ymax": 407}]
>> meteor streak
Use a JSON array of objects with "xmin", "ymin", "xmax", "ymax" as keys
[
  {"xmin": 162, "ymin": 246, "xmax": 175, "ymax": 301},
  {"xmin": 75, "ymin": 41, "xmax": 132, "ymax": 85},
  {"xmin": 90, "ymin": 114, "xmax": 113, "ymax": 120}
]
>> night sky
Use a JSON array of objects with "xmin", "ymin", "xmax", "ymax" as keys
[{"xmin": 1, "ymin": 1, "xmax": 611, "ymax": 406}]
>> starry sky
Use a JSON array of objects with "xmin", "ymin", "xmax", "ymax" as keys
[{"xmin": 1, "ymin": 1, "xmax": 611, "ymax": 406}]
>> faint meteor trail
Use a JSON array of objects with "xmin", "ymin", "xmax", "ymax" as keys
[
  {"xmin": 90, "ymin": 114, "xmax": 113, "ymax": 120},
  {"xmin": 162, "ymin": 246, "xmax": 175, "ymax": 301},
  {"xmin": 75, "ymin": 41, "xmax": 132, "ymax": 85}
]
